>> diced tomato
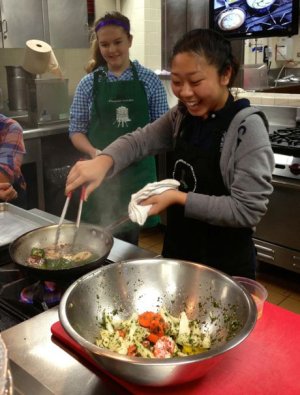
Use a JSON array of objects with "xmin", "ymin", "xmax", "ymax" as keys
[
  {"xmin": 138, "ymin": 311, "xmax": 156, "ymax": 327},
  {"xmin": 153, "ymin": 336, "xmax": 175, "ymax": 358},
  {"xmin": 147, "ymin": 333, "xmax": 160, "ymax": 344},
  {"xmin": 149, "ymin": 316, "xmax": 166, "ymax": 336},
  {"xmin": 138, "ymin": 312, "xmax": 166, "ymax": 338},
  {"xmin": 127, "ymin": 344, "xmax": 137, "ymax": 356},
  {"xmin": 118, "ymin": 329, "xmax": 126, "ymax": 338}
]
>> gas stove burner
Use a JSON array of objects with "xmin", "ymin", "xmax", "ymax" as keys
[
  {"xmin": 261, "ymin": 6, "xmax": 290, "ymax": 31},
  {"xmin": 20, "ymin": 281, "xmax": 62, "ymax": 306},
  {"xmin": 270, "ymin": 128, "xmax": 300, "ymax": 147},
  {"xmin": 244, "ymin": 0, "xmax": 292, "ymax": 33}
]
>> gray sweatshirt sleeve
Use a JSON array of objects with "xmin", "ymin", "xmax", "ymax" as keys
[
  {"xmin": 185, "ymin": 113, "xmax": 275, "ymax": 228},
  {"xmin": 102, "ymin": 108, "xmax": 176, "ymax": 176}
]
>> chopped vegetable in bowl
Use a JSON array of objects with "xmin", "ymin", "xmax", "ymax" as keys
[
  {"xmin": 95, "ymin": 307, "xmax": 211, "ymax": 358},
  {"xmin": 59, "ymin": 258, "xmax": 257, "ymax": 386}
]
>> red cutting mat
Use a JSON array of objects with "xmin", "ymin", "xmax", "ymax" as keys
[{"xmin": 51, "ymin": 302, "xmax": 300, "ymax": 395}]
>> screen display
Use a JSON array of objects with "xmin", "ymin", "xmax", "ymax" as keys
[{"xmin": 209, "ymin": 0, "xmax": 299, "ymax": 39}]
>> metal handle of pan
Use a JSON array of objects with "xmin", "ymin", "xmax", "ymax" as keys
[
  {"xmin": 272, "ymin": 178, "xmax": 300, "ymax": 191},
  {"xmin": 105, "ymin": 215, "xmax": 131, "ymax": 232}
]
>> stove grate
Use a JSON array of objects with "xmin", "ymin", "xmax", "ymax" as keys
[
  {"xmin": 269, "ymin": 127, "xmax": 300, "ymax": 156},
  {"xmin": 0, "ymin": 256, "xmax": 114, "ymax": 331}
]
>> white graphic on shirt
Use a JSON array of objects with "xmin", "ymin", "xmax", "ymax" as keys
[
  {"xmin": 173, "ymin": 159, "xmax": 197, "ymax": 192},
  {"xmin": 113, "ymin": 106, "xmax": 131, "ymax": 127}
]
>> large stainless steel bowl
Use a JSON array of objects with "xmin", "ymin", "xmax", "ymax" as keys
[{"xmin": 59, "ymin": 259, "xmax": 257, "ymax": 386}]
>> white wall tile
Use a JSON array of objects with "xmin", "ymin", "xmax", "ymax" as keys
[
  {"xmin": 94, "ymin": 0, "xmax": 116, "ymax": 18},
  {"xmin": 121, "ymin": 0, "xmax": 162, "ymax": 69},
  {"xmin": 147, "ymin": 0, "xmax": 161, "ymax": 9},
  {"xmin": 145, "ymin": 8, "xmax": 160, "ymax": 20},
  {"xmin": 144, "ymin": 0, "xmax": 153, "ymax": 8}
]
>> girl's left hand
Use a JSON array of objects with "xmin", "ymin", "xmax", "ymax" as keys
[{"xmin": 140, "ymin": 190, "xmax": 187, "ymax": 216}]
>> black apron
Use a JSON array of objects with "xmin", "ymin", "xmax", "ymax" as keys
[
  {"xmin": 82, "ymin": 63, "xmax": 159, "ymax": 241},
  {"xmin": 162, "ymin": 111, "xmax": 256, "ymax": 279}
]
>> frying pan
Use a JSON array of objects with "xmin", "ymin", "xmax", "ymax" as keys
[
  {"xmin": 217, "ymin": 0, "xmax": 246, "ymax": 31},
  {"xmin": 9, "ymin": 223, "xmax": 114, "ymax": 281}
]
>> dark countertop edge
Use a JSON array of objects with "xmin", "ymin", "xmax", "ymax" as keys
[{"xmin": 257, "ymin": 83, "xmax": 300, "ymax": 94}]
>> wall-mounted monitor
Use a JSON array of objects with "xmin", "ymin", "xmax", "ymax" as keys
[{"xmin": 209, "ymin": 0, "xmax": 299, "ymax": 40}]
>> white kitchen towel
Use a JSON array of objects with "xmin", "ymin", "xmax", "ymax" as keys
[{"xmin": 128, "ymin": 179, "xmax": 180, "ymax": 226}]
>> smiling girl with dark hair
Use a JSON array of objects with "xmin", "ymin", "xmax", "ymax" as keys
[{"xmin": 66, "ymin": 29, "xmax": 274, "ymax": 278}]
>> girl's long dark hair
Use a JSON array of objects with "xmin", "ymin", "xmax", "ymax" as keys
[{"xmin": 171, "ymin": 29, "xmax": 239, "ymax": 87}]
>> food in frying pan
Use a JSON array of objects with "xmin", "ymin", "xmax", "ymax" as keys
[
  {"xmin": 26, "ymin": 244, "xmax": 95, "ymax": 269},
  {"xmin": 95, "ymin": 308, "xmax": 214, "ymax": 359}
]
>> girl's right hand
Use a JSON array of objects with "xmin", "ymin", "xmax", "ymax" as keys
[
  {"xmin": 0, "ymin": 183, "xmax": 18, "ymax": 201},
  {"xmin": 65, "ymin": 155, "xmax": 114, "ymax": 200}
]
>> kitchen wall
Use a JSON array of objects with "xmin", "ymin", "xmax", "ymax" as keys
[{"xmin": 244, "ymin": 35, "xmax": 300, "ymax": 67}]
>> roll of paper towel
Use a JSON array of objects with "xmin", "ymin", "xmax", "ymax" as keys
[{"xmin": 22, "ymin": 39, "xmax": 62, "ymax": 77}]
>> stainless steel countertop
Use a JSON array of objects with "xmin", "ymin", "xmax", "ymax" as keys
[
  {"xmin": 1, "ymin": 209, "xmax": 159, "ymax": 394},
  {"xmin": 3, "ymin": 308, "xmax": 134, "ymax": 395},
  {"xmin": 23, "ymin": 122, "xmax": 69, "ymax": 140},
  {"xmin": 6, "ymin": 112, "xmax": 69, "ymax": 140}
]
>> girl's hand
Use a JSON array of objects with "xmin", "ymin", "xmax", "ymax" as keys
[
  {"xmin": 140, "ymin": 190, "xmax": 187, "ymax": 216},
  {"xmin": 65, "ymin": 155, "xmax": 113, "ymax": 199},
  {"xmin": 0, "ymin": 183, "xmax": 18, "ymax": 201}
]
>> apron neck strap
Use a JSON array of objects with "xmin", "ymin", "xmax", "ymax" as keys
[
  {"xmin": 95, "ymin": 61, "xmax": 138, "ymax": 82},
  {"xmin": 129, "ymin": 61, "xmax": 139, "ymax": 80}
]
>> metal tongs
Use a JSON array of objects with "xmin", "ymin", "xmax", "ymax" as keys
[
  {"xmin": 59, "ymin": 185, "xmax": 86, "ymax": 228},
  {"xmin": 54, "ymin": 185, "xmax": 86, "ymax": 250}
]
